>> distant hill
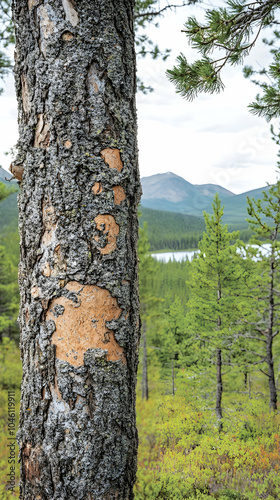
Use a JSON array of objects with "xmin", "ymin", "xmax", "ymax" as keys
[
  {"xmin": 0, "ymin": 168, "xmax": 269, "ymax": 253},
  {"xmin": 141, "ymin": 172, "xmax": 270, "ymax": 227},
  {"xmin": 139, "ymin": 207, "xmax": 205, "ymax": 251}
]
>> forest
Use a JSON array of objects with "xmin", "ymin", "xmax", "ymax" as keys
[
  {"xmin": 1, "ymin": 0, "xmax": 280, "ymax": 497},
  {"xmin": 0, "ymin": 177, "xmax": 280, "ymax": 498}
]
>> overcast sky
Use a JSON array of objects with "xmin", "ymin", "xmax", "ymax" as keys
[{"xmin": 0, "ymin": 2, "xmax": 279, "ymax": 194}]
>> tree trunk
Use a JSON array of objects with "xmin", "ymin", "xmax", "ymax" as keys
[
  {"xmin": 215, "ymin": 348, "xmax": 223, "ymax": 425},
  {"xmin": 13, "ymin": 1, "xmax": 141, "ymax": 498},
  {"xmin": 216, "ymin": 282, "xmax": 223, "ymax": 426},
  {"xmin": 267, "ymin": 251, "xmax": 277, "ymax": 410},
  {"xmin": 244, "ymin": 370, "xmax": 248, "ymax": 390},
  {"xmin": 141, "ymin": 322, "xmax": 148, "ymax": 401},
  {"xmin": 267, "ymin": 334, "xmax": 277, "ymax": 410}
]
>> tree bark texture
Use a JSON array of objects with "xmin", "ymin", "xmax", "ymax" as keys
[
  {"xmin": 12, "ymin": 0, "xmax": 141, "ymax": 498},
  {"xmin": 215, "ymin": 348, "xmax": 223, "ymax": 424},
  {"xmin": 267, "ymin": 252, "xmax": 277, "ymax": 410}
]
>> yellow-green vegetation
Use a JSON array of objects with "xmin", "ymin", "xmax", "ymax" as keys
[
  {"xmin": 135, "ymin": 373, "xmax": 280, "ymax": 500},
  {"xmin": 0, "ymin": 338, "xmax": 21, "ymax": 498}
]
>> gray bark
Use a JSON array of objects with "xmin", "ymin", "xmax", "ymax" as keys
[
  {"xmin": 216, "ymin": 282, "xmax": 223, "ymax": 425},
  {"xmin": 172, "ymin": 360, "xmax": 175, "ymax": 397},
  {"xmin": 12, "ymin": 0, "xmax": 141, "ymax": 498},
  {"xmin": 215, "ymin": 348, "xmax": 223, "ymax": 425},
  {"xmin": 267, "ymin": 249, "xmax": 277, "ymax": 410}
]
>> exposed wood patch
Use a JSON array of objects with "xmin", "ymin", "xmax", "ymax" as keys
[
  {"xmin": 25, "ymin": 308, "xmax": 30, "ymax": 322},
  {"xmin": 42, "ymin": 198, "xmax": 57, "ymax": 246},
  {"xmin": 52, "ymin": 245, "xmax": 67, "ymax": 276},
  {"xmin": 31, "ymin": 286, "xmax": 40, "ymax": 298},
  {"xmin": 92, "ymin": 182, "xmax": 102, "ymax": 195},
  {"xmin": 37, "ymin": 5, "xmax": 55, "ymax": 57},
  {"xmin": 64, "ymin": 140, "xmax": 72, "ymax": 149},
  {"xmin": 62, "ymin": 0, "xmax": 79, "ymax": 27},
  {"xmin": 22, "ymin": 442, "xmax": 41, "ymax": 485},
  {"xmin": 21, "ymin": 74, "xmax": 31, "ymax": 116},
  {"xmin": 28, "ymin": 0, "xmax": 39, "ymax": 9},
  {"xmin": 94, "ymin": 214, "xmax": 119, "ymax": 254},
  {"xmin": 47, "ymin": 281, "xmax": 126, "ymax": 366},
  {"xmin": 34, "ymin": 114, "xmax": 50, "ymax": 149},
  {"xmin": 113, "ymin": 186, "xmax": 126, "ymax": 205},
  {"xmin": 62, "ymin": 31, "xmax": 74, "ymax": 41},
  {"xmin": 100, "ymin": 148, "xmax": 123, "ymax": 172},
  {"xmin": 9, "ymin": 163, "xmax": 24, "ymax": 182},
  {"xmin": 42, "ymin": 262, "xmax": 51, "ymax": 277}
]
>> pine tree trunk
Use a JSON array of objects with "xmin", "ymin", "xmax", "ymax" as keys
[
  {"xmin": 267, "ymin": 334, "xmax": 277, "ymax": 410},
  {"xmin": 215, "ymin": 348, "xmax": 223, "ymax": 425},
  {"xmin": 141, "ymin": 321, "xmax": 148, "ymax": 401},
  {"xmin": 244, "ymin": 370, "xmax": 248, "ymax": 390},
  {"xmin": 267, "ymin": 251, "xmax": 277, "ymax": 410},
  {"xmin": 13, "ymin": 1, "xmax": 141, "ymax": 498}
]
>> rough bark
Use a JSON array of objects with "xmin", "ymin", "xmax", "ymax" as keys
[
  {"xmin": 267, "ymin": 250, "xmax": 277, "ymax": 410},
  {"xmin": 141, "ymin": 321, "xmax": 148, "ymax": 401},
  {"xmin": 215, "ymin": 348, "xmax": 223, "ymax": 425},
  {"xmin": 12, "ymin": 0, "xmax": 141, "ymax": 498},
  {"xmin": 216, "ymin": 282, "xmax": 223, "ymax": 425}
]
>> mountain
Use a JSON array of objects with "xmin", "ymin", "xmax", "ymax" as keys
[{"xmin": 141, "ymin": 172, "xmax": 269, "ymax": 227}]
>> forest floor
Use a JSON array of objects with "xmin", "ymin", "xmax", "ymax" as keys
[{"xmin": 0, "ymin": 340, "xmax": 279, "ymax": 499}]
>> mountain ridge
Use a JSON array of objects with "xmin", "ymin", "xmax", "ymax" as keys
[{"xmin": 141, "ymin": 172, "xmax": 269, "ymax": 226}]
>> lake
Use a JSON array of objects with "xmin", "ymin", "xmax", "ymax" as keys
[
  {"xmin": 151, "ymin": 243, "xmax": 272, "ymax": 263},
  {"xmin": 151, "ymin": 249, "xmax": 198, "ymax": 263}
]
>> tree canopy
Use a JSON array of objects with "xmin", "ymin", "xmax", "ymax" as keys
[{"xmin": 167, "ymin": 0, "xmax": 280, "ymax": 120}]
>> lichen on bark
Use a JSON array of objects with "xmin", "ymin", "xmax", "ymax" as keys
[{"xmin": 12, "ymin": 0, "xmax": 141, "ymax": 498}]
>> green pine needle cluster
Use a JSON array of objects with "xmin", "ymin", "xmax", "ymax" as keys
[{"xmin": 167, "ymin": 0, "xmax": 280, "ymax": 119}]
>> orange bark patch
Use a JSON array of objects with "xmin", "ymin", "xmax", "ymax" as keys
[
  {"xmin": 113, "ymin": 186, "xmax": 126, "ymax": 205},
  {"xmin": 92, "ymin": 182, "xmax": 103, "ymax": 195},
  {"xmin": 62, "ymin": 31, "xmax": 74, "ymax": 41},
  {"xmin": 25, "ymin": 308, "xmax": 30, "ymax": 322},
  {"xmin": 9, "ymin": 163, "xmax": 24, "ymax": 182},
  {"xmin": 42, "ymin": 198, "xmax": 57, "ymax": 246},
  {"xmin": 31, "ymin": 286, "xmax": 40, "ymax": 298},
  {"xmin": 64, "ymin": 140, "xmax": 72, "ymax": 149},
  {"xmin": 52, "ymin": 245, "xmax": 67, "ymax": 276},
  {"xmin": 100, "ymin": 148, "xmax": 123, "ymax": 172},
  {"xmin": 42, "ymin": 262, "xmax": 51, "ymax": 277},
  {"xmin": 46, "ymin": 281, "xmax": 126, "ymax": 366},
  {"xmin": 22, "ymin": 443, "xmax": 41, "ymax": 485},
  {"xmin": 94, "ymin": 214, "xmax": 119, "ymax": 254},
  {"xmin": 34, "ymin": 114, "xmax": 50, "ymax": 149}
]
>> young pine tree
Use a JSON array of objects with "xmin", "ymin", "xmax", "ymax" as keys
[
  {"xmin": 138, "ymin": 221, "xmax": 161, "ymax": 400},
  {"xmin": 244, "ymin": 179, "xmax": 280, "ymax": 410},
  {"xmin": 186, "ymin": 194, "xmax": 242, "ymax": 425}
]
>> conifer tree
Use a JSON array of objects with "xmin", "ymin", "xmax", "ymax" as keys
[
  {"xmin": 243, "ymin": 179, "xmax": 280, "ymax": 410},
  {"xmin": 0, "ymin": 181, "xmax": 16, "ymax": 202},
  {"xmin": 138, "ymin": 221, "xmax": 160, "ymax": 400},
  {"xmin": 0, "ymin": 245, "xmax": 18, "ymax": 342},
  {"xmin": 167, "ymin": 0, "xmax": 280, "ymax": 119},
  {"xmin": 186, "ymin": 194, "xmax": 241, "ymax": 425}
]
